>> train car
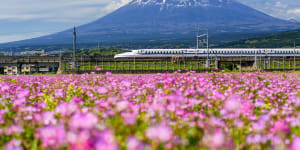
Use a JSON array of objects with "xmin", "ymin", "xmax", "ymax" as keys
[{"xmin": 114, "ymin": 48, "xmax": 300, "ymax": 59}]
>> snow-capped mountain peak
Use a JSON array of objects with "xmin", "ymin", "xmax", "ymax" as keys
[{"xmin": 130, "ymin": 0, "xmax": 233, "ymax": 7}]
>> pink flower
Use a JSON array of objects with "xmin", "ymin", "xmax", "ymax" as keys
[
  {"xmin": 55, "ymin": 102, "xmax": 78, "ymax": 116},
  {"xmin": 5, "ymin": 125, "xmax": 24, "ymax": 135},
  {"xmin": 0, "ymin": 83, "xmax": 10, "ymax": 91},
  {"xmin": 97, "ymin": 86, "xmax": 108, "ymax": 94},
  {"xmin": 203, "ymin": 129, "xmax": 225, "ymax": 148},
  {"xmin": 37, "ymin": 125, "xmax": 66, "ymax": 148},
  {"xmin": 127, "ymin": 136, "xmax": 143, "ymax": 150},
  {"xmin": 240, "ymin": 100, "xmax": 253, "ymax": 116},
  {"xmin": 69, "ymin": 113, "xmax": 98, "ymax": 130},
  {"xmin": 211, "ymin": 130, "xmax": 225, "ymax": 148},
  {"xmin": 5, "ymin": 139, "xmax": 23, "ymax": 150},
  {"xmin": 270, "ymin": 119, "xmax": 289, "ymax": 134},
  {"xmin": 95, "ymin": 130, "xmax": 118, "ymax": 150},
  {"xmin": 55, "ymin": 89, "xmax": 65, "ymax": 98},
  {"xmin": 71, "ymin": 97, "xmax": 83, "ymax": 104},
  {"xmin": 116, "ymin": 101, "xmax": 129, "ymax": 111},
  {"xmin": 67, "ymin": 131, "xmax": 92, "ymax": 150},
  {"xmin": 146, "ymin": 124, "xmax": 173, "ymax": 142},
  {"xmin": 291, "ymin": 137, "xmax": 300, "ymax": 150},
  {"xmin": 224, "ymin": 95, "xmax": 241, "ymax": 112},
  {"xmin": 121, "ymin": 112, "xmax": 137, "ymax": 125},
  {"xmin": 94, "ymin": 66, "xmax": 102, "ymax": 71},
  {"xmin": 34, "ymin": 111, "xmax": 57, "ymax": 125},
  {"xmin": 13, "ymin": 97, "xmax": 27, "ymax": 108},
  {"xmin": 17, "ymin": 88, "xmax": 30, "ymax": 98}
]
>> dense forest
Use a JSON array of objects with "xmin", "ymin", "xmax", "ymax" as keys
[
  {"xmin": 215, "ymin": 30, "xmax": 300, "ymax": 48},
  {"xmin": 61, "ymin": 48, "xmax": 125, "ymax": 57}
]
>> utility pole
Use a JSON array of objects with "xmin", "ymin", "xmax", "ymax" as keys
[
  {"xmin": 59, "ymin": 49, "xmax": 62, "ymax": 71},
  {"xmin": 240, "ymin": 54, "xmax": 242, "ymax": 72},
  {"xmin": 206, "ymin": 28, "xmax": 209, "ymax": 68},
  {"xmin": 196, "ymin": 26, "xmax": 199, "ymax": 56},
  {"xmin": 73, "ymin": 26, "xmax": 77, "ymax": 69},
  {"xmin": 294, "ymin": 41, "xmax": 296, "ymax": 72},
  {"xmin": 254, "ymin": 50, "xmax": 257, "ymax": 70}
]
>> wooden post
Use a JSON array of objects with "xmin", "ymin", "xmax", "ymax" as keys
[
  {"xmin": 134, "ymin": 57, "xmax": 136, "ymax": 70},
  {"xmin": 147, "ymin": 60, "xmax": 149, "ymax": 70},
  {"xmin": 166, "ymin": 60, "xmax": 168, "ymax": 70},
  {"xmin": 268, "ymin": 57, "xmax": 271, "ymax": 69},
  {"xmin": 215, "ymin": 57, "xmax": 218, "ymax": 70},
  {"xmin": 108, "ymin": 60, "xmax": 111, "ymax": 70},
  {"xmin": 160, "ymin": 60, "xmax": 162, "ymax": 70},
  {"xmin": 260, "ymin": 55, "xmax": 262, "ymax": 70},
  {"xmin": 184, "ymin": 58, "xmax": 186, "ymax": 69},
  {"xmin": 83, "ymin": 57, "xmax": 85, "ymax": 70},
  {"xmin": 264, "ymin": 58, "xmax": 266, "ymax": 70},
  {"xmin": 121, "ymin": 61, "xmax": 123, "ymax": 71},
  {"xmin": 89, "ymin": 60, "xmax": 91, "ymax": 70},
  {"xmin": 240, "ymin": 55, "xmax": 242, "ymax": 72},
  {"xmin": 172, "ymin": 60, "xmax": 175, "ymax": 71},
  {"xmin": 294, "ymin": 41, "xmax": 296, "ymax": 72},
  {"xmin": 102, "ymin": 58, "xmax": 104, "ymax": 70},
  {"xmin": 283, "ymin": 56, "xmax": 285, "ymax": 72}
]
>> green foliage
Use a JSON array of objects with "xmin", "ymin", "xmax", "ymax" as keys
[
  {"xmin": 216, "ymin": 29, "xmax": 300, "ymax": 48},
  {"xmin": 62, "ymin": 48, "xmax": 124, "ymax": 57}
]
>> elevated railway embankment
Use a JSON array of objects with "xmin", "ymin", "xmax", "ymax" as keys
[{"xmin": 1, "ymin": 56, "xmax": 300, "ymax": 74}]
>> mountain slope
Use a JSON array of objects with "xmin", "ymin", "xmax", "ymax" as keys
[
  {"xmin": 215, "ymin": 29, "xmax": 300, "ymax": 48},
  {"xmin": 2, "ymin": 0, "xmax": 300, "ymax": 47}
]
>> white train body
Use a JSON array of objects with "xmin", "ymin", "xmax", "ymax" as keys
[{"xmin": 114, "ymin": 48, "xmax": 300, "ymax": 58}]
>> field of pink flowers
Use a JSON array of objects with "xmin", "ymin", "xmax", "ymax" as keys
[{"xmin": 0, "ymin": 72, "xmax": 300, "ymax": 150}]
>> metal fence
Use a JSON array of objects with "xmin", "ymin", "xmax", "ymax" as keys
[{"xmin": 62, "ymin": 56, "xmax": 300, "ymax": 74}]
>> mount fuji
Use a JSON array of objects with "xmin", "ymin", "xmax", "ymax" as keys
[{"xmin": 3, "ymin": 0, "xmax": 300, "ymax": 47}]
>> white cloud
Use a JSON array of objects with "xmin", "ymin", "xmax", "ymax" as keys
[
  {"xmin": 275, "ymin": 1, "xmax": 287, "ymax": 8},
  {"xmin": 239, "ymin": 0, "xmax": 300, "ymax": 21},
  {"xmin": 0, "ymin": 0, "xmax": 132, "ymax": 43},
  {"xmin": 287, "ymin": 9, "xmax": 300, "ymax": 15},
  {"xmin": 0, "ymin": 0, "xmax": 131, "ymax": 23}
]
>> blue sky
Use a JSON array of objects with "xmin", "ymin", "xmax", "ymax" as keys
[{"xmin": 0, "ymin": 0, "xmax": 299, "ymax": 43}]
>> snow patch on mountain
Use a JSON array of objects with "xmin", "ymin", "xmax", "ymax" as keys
[{"xmin": 130, "ymin": 0, "xmax": 233, "ymax": 8}]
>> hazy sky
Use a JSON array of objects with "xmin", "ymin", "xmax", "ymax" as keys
[{"xmin": 0, "ymin": 0, "xmax": 299, "ymax": 43}]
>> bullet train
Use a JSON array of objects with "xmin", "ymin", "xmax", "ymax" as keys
[{"xmin": 114, "ymin": 48, "xmax": 300, "ymax": 58}]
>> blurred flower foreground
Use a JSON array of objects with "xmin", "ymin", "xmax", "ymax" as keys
[{"xmin": 0, "ymin": 72, "xmax": 300, "ymax": 150}]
